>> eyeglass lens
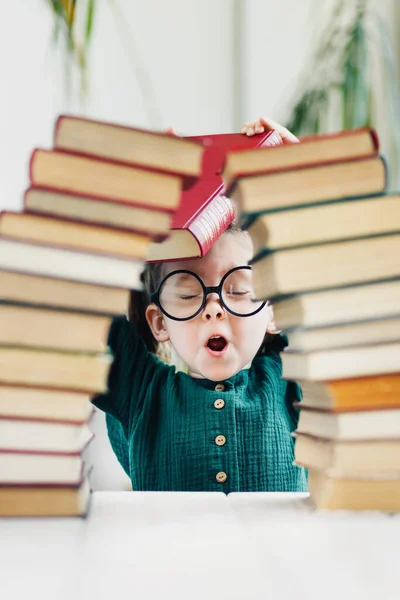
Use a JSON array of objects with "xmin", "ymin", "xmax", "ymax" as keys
[{"xmin": 158, "ymin": 268, "xmax": 264, "ymax": 319}]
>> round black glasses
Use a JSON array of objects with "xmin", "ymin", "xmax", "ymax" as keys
[{"xmin": 150, "ymin": 265, "xmax": 266, "ymax": 321}]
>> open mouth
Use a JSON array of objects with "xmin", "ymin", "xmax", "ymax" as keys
[{"xmin": 206, "ymin": 335, "xmax": 227, "ymax": 353}]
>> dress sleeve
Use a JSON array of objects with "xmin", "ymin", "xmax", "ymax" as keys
[
  {"xmin": 105, "ymin": 413, "xmax": 130, "ymax": 476},
  {"xmin": 282, "ymin": 378, "xmax": 302, "ymax": 431},
  {"xmin": 266, "ymin": 332, "xmax": 302, "ymax": 428},
  {"xmin": 92, "ymin": 315, "xmax": 150, "ymax": 428}
]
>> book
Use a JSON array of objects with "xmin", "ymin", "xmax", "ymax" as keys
[
  {"xmin": 298, "ymin": 374, "xmax": 400, "ymax": 411},
  {"xmin": 0, "ymin": 418, "xmax": 93, "ymax": 453},
  {"xmin": 54, "ymin": 115, "xmax": 204, "ymax": 177},
  {"xmin": 0, "ymin": 304, "xmax": 112, "ymax": 353},
  {"xmin": 271, "ymin": 280, "xmax": 400, "ymax": 330},
  {"xmin": 0, "ymin": 347, "xmax": 111, "ymax": 392},
  {"xmin": 0, "ymin": 237, "xmax": 145, "ymax": 289},
  {"xmin": 0, "ymin": 452, "xmax": 84, "ymax": 485},
  {"xmin": 0, "ymin": 475, "xmax": 90, "ymax": 517},
  {"xmin": 226, "ymin": 155, "xmax": 387, "ymax": 216},
  {"xmin": 24, "ymin": 187, "xmax": 173, "ymax": 238},
  {"xmin": 246, "ymin": 193, "xmax": 400, "ymax": 254},
  {"xmin": 294, "ymin": 433, "xmax": 400, "ymax": 474},
  {"xmin": 286, "ymin": 317, "xmax": 400, "ymax": 352},
  {"xmin": 148, "ymin": 130, "xmax": 281, "ymax": 261},
  {"xmin": 0, "ymin": 211, "xmax": 154, "ymax": 260},
  {"xmin": 0, "ymin": 385, "xmax": 94, "ymax": 423},
  {"xmin": 282, "ymin": 342, "xmax": 400, "ymax": 381},
  {"xmin": 147, "ymin": 195, "xmax": 235, "ymax": 261},
  {"xmin": 295, "ymin": 407, "xmax": 400, "ymax": 440},
  {"xmin": 222, "ymin": 127, "xmax": 379, "ymax": 188},
  {"xmin": 307, "ymin": 468, "xmax": 400, "ymax": 511},
  {"xmin": 0, "ymin": 269, "xmax": 130, "ymax": 316},
  {"xmin": 251, "ymin": 234, "xmax": 400, "ymax": 300},
  {"xmin": 29, "ymin": 149, "xmax": 187, "ymax": 212}
]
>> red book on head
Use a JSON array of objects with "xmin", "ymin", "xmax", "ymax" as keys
[{"xmin": 147, "ymin": 130, "xmax": 282, "ymax": 262}]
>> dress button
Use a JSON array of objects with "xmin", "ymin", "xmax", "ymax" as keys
[
  {"xmin": 215, "ymin": 435, "xmax": 226, "ymax": 446},
  {"xmin": 215, "ymin": 383, "xmax": 225, "ymax": 392},
  {"xmin": 214, "ymin": 399, "xmax": 225, "ymax": 409},
  {"xmin": 216, "ymin": 471, "xmax": 227, "ymax": 483}
]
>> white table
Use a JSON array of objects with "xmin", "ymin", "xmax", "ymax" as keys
[{"xmin": 1, "ymin": 491, "xmax": 399, "ymax": 600}]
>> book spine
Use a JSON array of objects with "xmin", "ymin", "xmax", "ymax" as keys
[
  {"xmin": 258, "ymin": 129, "xmax": 283, "ymax": 148},
  {"xmin": 187, "ymin": 196, "xmax": 236, "ymax": 257}
]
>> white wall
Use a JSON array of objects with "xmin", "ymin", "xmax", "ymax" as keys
[{"xmin": 240, "ymin": 0, "xmax": 314, "ymax": 124}]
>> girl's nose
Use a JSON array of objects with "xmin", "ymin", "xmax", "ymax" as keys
[{"xmin": 202, "ymin": 294, "xmax": 226, "ymax": 321}]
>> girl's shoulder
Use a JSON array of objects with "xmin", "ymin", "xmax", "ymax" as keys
[
  {"xmin": 253, "ymin": 332, "xmax": 288, "ymax": 370},
  {"xmin": 106, "ymin": 314, "xmax": 133, "ymax": 352}
]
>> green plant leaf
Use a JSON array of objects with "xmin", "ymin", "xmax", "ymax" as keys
[{"xmin": 86, "ymin": 0, "xmax": 95, "ymax": 43}]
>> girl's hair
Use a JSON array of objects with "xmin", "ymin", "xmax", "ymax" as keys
[{"xmin": 128, "ymin": 223, "xmax": 281, "ymax": 363}]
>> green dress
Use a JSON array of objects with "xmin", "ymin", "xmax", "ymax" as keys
[{"xmin": 93, "ymin": 316, "xmax": 308, "ymax": 493}]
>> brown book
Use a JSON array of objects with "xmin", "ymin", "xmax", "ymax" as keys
[
  {"xmin": 226, "ymin": 155, "xmax": 386, "ymax": 216},
  {"xmin": 0, "ymin": 304, "xmax": 112, "ymax": 353},
  {"xmin": 54, "ymin": 115, "xmax": 204, "ymax": 177},
  {"xmin": 307, "ymin": 468, "xmax": 400, "ymax": 511},
  {"xmin": 30, "ymin": 149, "xmax": 186, "ymax": 212},
  {"xmin": 282, "ymin": 342, "xmax": 400, "ymax": 381},
  {"xmin": 0, "ymin": 269, "xmax": 129, "ymax": 316},
  {"xmin": 294, "ymin": 433, "xmax": 400, "ymax": 474},
  {"xmin": 272, "ymin": 280, "xmax": 400, "ymax": 330},
  {"xmin": 24, "ymin": 187, "xmax": 172, "ymax": 238},
  {"xmin": 295, "ymin": 406, "xmax": 400, "ymax": 441},
  {"xmin": 0, "ymin": 476, "xmax": 90, "ymax": 517},
  {"xmin": 0, "ymin": 385, "xmax": 93, "ymax": 423},
  {"xmin": 0, "ymin": 417, "xmax": 93, "ymax": 453},
  {"xmin": 298, "ymin": 375, "xmax": 400, "ymax": 411},
  {"xmin": 222, "ymin": 127, "xmax": 379, "ymax": 188},
  {"xmin": 286, "ymin": 317, "xmax": 400, "ymax": 352},
  {"xmin": 246, "ymin": 194, "xmax": 400, "ymax": 254},
  {"xmin": 0, "ymin": 452, "xmax": 84, "ymax": 485},
  {"xmin": 0, "ymin": 347, "xmax": 111, "ymax": 392},
  {"xmin": 251, "ymin": 234, "xmax": 400, "ymax": 300},
  {"xmin": 0, "ymin": 211, "xmax": 153, "ymax": 260}
]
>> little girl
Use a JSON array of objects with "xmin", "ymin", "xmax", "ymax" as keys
[{"xmin": 93, "ymin": 118, "xmax": 308, "ymax": 493}]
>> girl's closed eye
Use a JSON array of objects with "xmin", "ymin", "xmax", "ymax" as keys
[
  {"xmin": 224, "ymin": 284, "xmax": 253, "ymax": 297},
  {"xmin": 180, "ymin": 293, "xmax": 202, "ymax": 300},
  {"xmin": 227, "ymin": 290, "xmax": 251, "ymax": 296}
]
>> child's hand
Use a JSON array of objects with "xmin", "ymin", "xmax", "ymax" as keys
[
  {"xmin": 165, "ymin": 127, "xmax": 177, "ymax": 136},
  {"xmin": 241, "ymin": 117, "xmax": 299, "ymax": 144}
]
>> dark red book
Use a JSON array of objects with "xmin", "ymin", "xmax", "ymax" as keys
[{"xmin": 148, "ymin": 130, "xmax": 282, "ymax": 262}]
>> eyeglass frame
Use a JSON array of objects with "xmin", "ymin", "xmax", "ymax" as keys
[{"xmin": 149, "ymin": 265, "xmax": 267, "ymax": 322}]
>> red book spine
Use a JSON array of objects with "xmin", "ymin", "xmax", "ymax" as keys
[{"xmin": 187, "ymin": 195, "xmax": 236, "ymax": 257}]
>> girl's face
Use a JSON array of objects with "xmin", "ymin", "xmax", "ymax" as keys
[{"xmin": 146, "ymin": 233, "xmax": 272, "ymax": 382}]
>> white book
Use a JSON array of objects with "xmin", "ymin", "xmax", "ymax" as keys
[
  {"xmin": 296, "ymin": 408, "xmax": 400, "ymax": 441},
  {"xmin": 0, "ymin": 419, "xmax": 93, "ymax": 453},
  {"xmin": 282, "ymin": 342, "xmax": 400, "ymax": 380},
  {"xmin": 0, "ymin": 452, "xmax": 84, "ymax": 485},
  {"xmin": 0, "ymin": 238, "xmax": 144, "ymax": 289}
]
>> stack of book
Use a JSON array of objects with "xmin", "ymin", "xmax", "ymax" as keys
[
  {"xmin": 223, "ymin": 128, "xmax": 400, "ymax": 511},
  {"xmin": 0, "ymin": 116, "xmax": 204, "ymax": 517}
]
